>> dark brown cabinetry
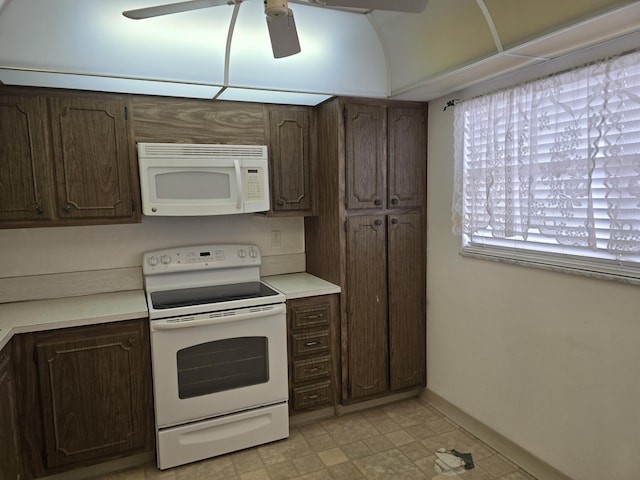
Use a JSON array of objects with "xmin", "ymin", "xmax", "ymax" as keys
[
  {"xmin": 267, "ymin": 106, "xmax": 314, "ymax": 215},
  {"xmin": 0, "ymin": 87, "xmax": 140, "ymax": 228},
  {"xmin": 345, "ymin": 102, "xmax": 425, "ymax": 210},
  {"xmin": 0, "ymin": 340, "xmax": 23, "ymax": 480},
  {"xmin": 287, "ymin": 295, "xmax": 339, "ymax": 413},
  {"xmin": 12, "ymin": 320, "xmax": 153, "ymax": 479},
  {"xmin": 306, "ymin": 97, "xmax": 427, "ymax": 405}
]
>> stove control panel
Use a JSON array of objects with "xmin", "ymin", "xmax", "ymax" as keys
[{"xmin": 143, "ymin": 244, "xmax": 261, "ymax": 274}]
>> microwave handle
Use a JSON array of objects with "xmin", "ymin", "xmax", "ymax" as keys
[{"xmin": 234, "ymin": 159, "xmax": 243, "ymax": 210}]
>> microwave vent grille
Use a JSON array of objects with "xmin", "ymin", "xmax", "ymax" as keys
[{"xmin": 138, "ymin": 143, "xmax": 267, "ymax": 159}]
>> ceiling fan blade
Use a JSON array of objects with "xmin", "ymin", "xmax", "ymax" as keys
[
  {"xmin": 266, "ymin": 9, "xmax": 301, "ymax": 58},
  {"xmin": 314, "ymin": 0, "xmax": 428, "ymax": 13},
  {"xmin": 123, "ymin": 0, "xmax": 231, "ymax": 20}
]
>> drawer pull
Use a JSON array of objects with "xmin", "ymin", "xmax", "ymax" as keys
[
  {"xmin": 305, "ymin": 341, "xmax": 320, "ymax": 347},
  {"xmin": 304, "ymin": 314, "xmax": 321, "ymax": 320},
  {"xmin": 306, "ymin": 366, "xmax": 323, "ymax": 373},
  {"xmin": 304, "ymin": 393, "xmax": 320, "ymax": 400}
]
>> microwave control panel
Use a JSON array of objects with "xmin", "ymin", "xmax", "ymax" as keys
[{"xmin": 243, "ymin": 167, "xmax": 265, "ymax": 200}]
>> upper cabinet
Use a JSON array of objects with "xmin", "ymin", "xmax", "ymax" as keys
[
  {"xmin": 0, "ymin": 94, "xmax": 53, "ymax": 222},
  {"xmin": 267, "ymin": 105, "xmax": 314, "ymax": 216},
  {"xmin": 0, "ymin": 87, "xmax": 141, "ymax": 229},
  {"xmin": 344, "ymin": 102, "xmax": 425, "ymax": 211}
]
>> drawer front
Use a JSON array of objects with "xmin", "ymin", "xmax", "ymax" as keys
[
  {"xmin": 292, "ymin": 331, "xmax": 330, "ymax": 357},
  {"xmin": 291, "ymin": 304, "xmax": 330, "ymax": 330},
  {"xmin": 292, "ymin": 356, "xmax": 331, "ymax": 383},
  {"xmin": 293, "ymin": 381, "xmax": 331, "ymax": 410}
]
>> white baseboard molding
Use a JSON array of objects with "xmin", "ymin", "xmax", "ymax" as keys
[{"xmin": 422, "ymin": 390, "xmax": 572, "ymax": 480}]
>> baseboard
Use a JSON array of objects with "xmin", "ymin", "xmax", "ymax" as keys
[
  {"xmin": 422, "ymin": 390, "xmax": 572, "ymax": 480},
  {"xmin": 40, "ymin": 452, "xmax": 154, "ymax": 480},
  {"xmin": 336, "ymin": 390, "xmax": 422, "ymax": 416}
]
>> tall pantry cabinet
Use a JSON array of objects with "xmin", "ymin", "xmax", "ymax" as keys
[{"xmin": 305, "ymin": 98, "xmax": 427, "ymax": 404}]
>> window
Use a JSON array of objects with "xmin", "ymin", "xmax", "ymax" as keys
[{"xmin": 452, "ymin": 49, "xmax": 640, "ymax": 282}]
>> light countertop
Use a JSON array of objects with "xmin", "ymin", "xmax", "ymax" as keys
[
  {"xmin": 262, "ymin": 272, "xmax": 341, "ymax": 299},
  {"xmin": 0, "ymin": 290, "xmax": 148, "ymax": 350},
  {"xmin": 0, "ymin": 272, "xmax": 339, "ymax": 351}
]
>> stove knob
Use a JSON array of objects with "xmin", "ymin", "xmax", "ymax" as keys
[
  {"xmin": 248, "ymin": 248, "xmax": 258, "ymax": 258},
  {"xmin": 160, "ymin": 254, "xmax": 172, "ymax": 265},
  {"xmin": 147, "ymin": 255, "xmax": 158, "ymax": 266},
  {"xmin": 237, "ymin": 249, "xmax": 247, "ymax": 259}
]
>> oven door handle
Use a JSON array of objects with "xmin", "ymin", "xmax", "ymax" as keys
[{"xmin": 150, "ymin": 304, "xmax": 286, "ymax": 330}]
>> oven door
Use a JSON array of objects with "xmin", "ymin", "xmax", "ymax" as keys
[{"xmin": 150, "ymin": 303, "xmax": 288, "ymax": 428}]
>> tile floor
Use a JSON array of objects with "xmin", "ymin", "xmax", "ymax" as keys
[{"xmin": 98, "ymin": 398, "xmax": 537, "ymax": 480}]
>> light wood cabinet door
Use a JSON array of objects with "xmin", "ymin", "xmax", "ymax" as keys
[
  {"xmin": 345, "ymin": 103, "xmax": 387, "ymax": 210},
  {"xmin": 48, "ymin": 96, "xmax": 137, "ymax": 221},
  {"xmin": 388, "ymin": 106, "xmax": 426, "ymax": 209},
  {"xmin": 0, "ymin": 341, "xmax": 23, "ymax": 480},
  {"xmin": 0, "ymin": 94, "xmax": 53, "ymax": 222},
  {"xmin": 268, "ymin": 107, "xmax": 312, "ymax": 214},
  {"xmin": 346, "ymin": 215, "xmax": 389, "ymax": 399},
  {"xmin": 388, "ymin": 213, "xmax": 426, "ymax": 390}
]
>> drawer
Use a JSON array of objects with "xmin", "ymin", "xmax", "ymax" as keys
[
  {"xmin": 291, "ymin": 304, "xmax": 329, "ymax": 330},
  {"xmin": 292, "ymin": 356, "xmax": 331, "ymax": 383},
  {"xmin": 292, "ymin": 331, "xmax": 329, "ymax": 357},
  {"xmin": 292, "ymin": 381, "xmax": 332, "ymax": 410}
]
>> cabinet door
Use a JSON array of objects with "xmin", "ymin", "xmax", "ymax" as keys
[
  {"xmin": 388, "ymin": 213, "xmax": 426, "ymax": 390},
  {"xmin": 346, "ymin": 215, "xmax": 388, "ymax": 399},
  {"xmin": 34, "ymin": 322, "xmax": 150, "ymax": 469},
  {"xmin": 48, "ymin": 96, "xmax": 137, "ymax": 221},
  {"xmin": 388, "ymin": 106, "xmax": 426, "ymax": 209},
  {"xmin": 268, "ymin": 107, "xmax": 312, "ymax": 214},
  {"xmin": 0, "ymin": 342, "xmax": 22, "ymax": 480},
  {"xmin": 0, "ymin": 94, "xmax": 53, "ymax": 222},
  {"xmin": 345, "ymin": 103, "xmax": 387, "ymax": 210}
]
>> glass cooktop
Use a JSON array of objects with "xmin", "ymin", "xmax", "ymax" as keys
[{"xmin": 150, "ymin": 281, "xmax": 281, "ymax": 310}]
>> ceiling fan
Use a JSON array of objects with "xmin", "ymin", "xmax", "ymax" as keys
[{"xmin": 123, "ymin": 0, "xmax": 428, "ymax": 59}]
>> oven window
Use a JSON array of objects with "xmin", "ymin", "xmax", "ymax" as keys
[{"xmin": 176, "ymin": 337, "xmax": 269, "ymax": 399}]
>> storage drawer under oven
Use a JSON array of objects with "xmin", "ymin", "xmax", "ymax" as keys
[{"xmin": 291, "ymin": 331, "xmax": 329, "ymax": 357}]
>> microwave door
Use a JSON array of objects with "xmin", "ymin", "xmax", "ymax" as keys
[{"xmin": 145, "ymin": 164, "xmax": 242, "ymax": 215}]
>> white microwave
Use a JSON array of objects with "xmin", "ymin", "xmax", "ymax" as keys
[{"xmin": 137, "ymin": 143, "xmax": 270, "ymax": 216}]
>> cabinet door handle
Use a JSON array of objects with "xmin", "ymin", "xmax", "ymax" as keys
[
  {"xmin": 391, "ymin": 197, "xmax": 399, "ymax": 205},
  {"xmin": 305, "ymin": 340, "xmax": 320, "ymax": 347},
  {"xmin": 374, "ymin": 198, "xmax": 382, "ymax": 206},
  {"xmin": 391, "ymin": 217, "xmax": 399, "ymax": 225},
  {"xmin": 35, "ymin": 204, "xmax": 44, "ymax": 214},
  {"xmin": 63, "ymin": 205, "xmax": 72, "ymax": 213},
  {"xmin": 374, "ymin": 219, "xmax": 382, "ymax": 226},
  {"xmin": 277, "ymin": 199, "xmax": 285, "ymax": 206}
]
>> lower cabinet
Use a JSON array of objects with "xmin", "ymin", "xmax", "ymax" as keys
[
  {"xmin": 0, "ymin": 340, "xmax": 23, "ymax": 480},
  {"xmin": 12, "ymin": 319, "xmax": 154, "ymax": 479},
  {"xmin": 287, "ymin": 295, "xmax": 339, "ymax": 414}
]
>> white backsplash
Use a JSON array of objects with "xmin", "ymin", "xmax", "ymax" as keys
[{"xmin": 0, "ymin": 214, "xmax": 305, "ymax": 279}]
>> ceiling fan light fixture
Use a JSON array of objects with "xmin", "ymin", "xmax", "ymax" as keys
[{"xmin": 264, "ymin": 0, "xmax": 289, "ymax": 18}]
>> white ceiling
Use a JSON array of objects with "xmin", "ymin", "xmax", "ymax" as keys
[{"xmin": 1, "ymin": 0, "xmax": 639, "ymax": 104}]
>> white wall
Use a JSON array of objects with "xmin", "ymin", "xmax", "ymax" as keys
[
  {"xmin": 0, "ymin": 215, "xmax": 304, "ymax": 278},
  {"xmin": 427, "ymin": 98, "xmax": 640, "ymax": 480}
]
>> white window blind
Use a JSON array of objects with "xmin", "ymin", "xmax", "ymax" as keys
[{"xmin": 452, "ymin": 49, "xmax": 640, "ymax": 282}]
